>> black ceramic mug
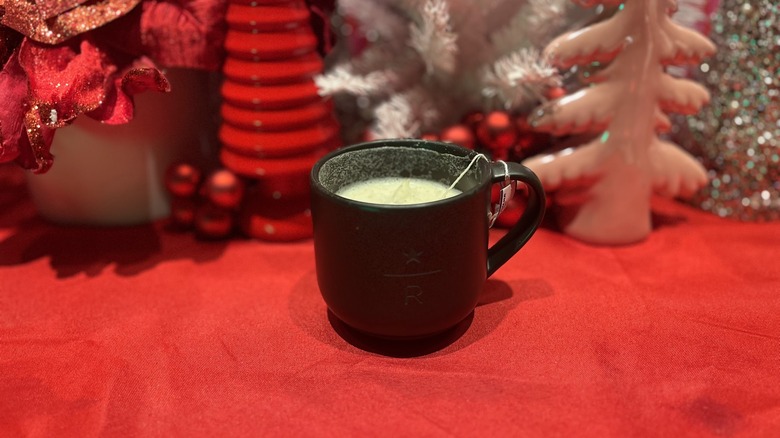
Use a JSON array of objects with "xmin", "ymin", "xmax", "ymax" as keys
[{"xmin": 310, "ymin": 139, "xmax": 545, "ymax": 338}]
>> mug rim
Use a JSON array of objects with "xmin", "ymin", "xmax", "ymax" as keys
[{"xmin": 310, "ymin": 139, "xmax": 491, "ymax": 210}]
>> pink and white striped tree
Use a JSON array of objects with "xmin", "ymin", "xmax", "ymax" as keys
[{"xmin": 523, "ymin": 0, "xmax": 715, "ymax": 244}]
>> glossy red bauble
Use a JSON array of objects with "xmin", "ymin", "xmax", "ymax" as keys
[
  {"xmin": 440, "ymin": 124, "xmax": 476, "ymax": 149},
  {"xmin": 204, "ymin": 169, "xmax": 245, "ymax": 209},
  {"xmin": 494, "ymin": 197, "xmax": 528, "ymax": 229},
  {"xmin": 476, "ymin": 111, "xmax": 517, "ymax": 160},
  {"xmin": 461, "ymin": 110, "xmax": 485, "ymax": 131},
  {"xmin": 513, "ymin": 114, "xmax": 552, "ymax": 160},
  {"xmin": 164, "ymin": 162, "xmax": 202, "ymax": 198},
  {"xmin": 169, "ymin": 197, "xmax": 197, "ymax": 228},
  {"xmin": 195, "ymin": 203, "xmax": 235, "ymax": 239},
  {"xmin": 546, "ymin": 86, "xmax": 566, "ymax": 100}
]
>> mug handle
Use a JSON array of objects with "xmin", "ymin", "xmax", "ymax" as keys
[{"xmin": 487, "ymin": 161, "xmax": 546, "ymax": 277}]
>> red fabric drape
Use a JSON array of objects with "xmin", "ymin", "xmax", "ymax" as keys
[{"xmin": 1, "ymin": 164, "xmax": 778, "ymax": 437}]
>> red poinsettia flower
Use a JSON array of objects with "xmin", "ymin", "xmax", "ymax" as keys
[{"xmin": 0, "ymin": 0, "xmax": 226, "ymax": 173}]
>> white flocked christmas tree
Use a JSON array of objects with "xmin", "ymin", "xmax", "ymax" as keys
[
  {"xmin": 315, "ymin": 0, "xmax": 589, "ymax": 140},
  {"xmin": 523, "ymin": 0, "xmax": 715, "ymax": 244}
]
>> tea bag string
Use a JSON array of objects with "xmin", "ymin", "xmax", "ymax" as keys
[{"xmin": 440, "ymin": 153, "xmax": 489, "ymax": 199}]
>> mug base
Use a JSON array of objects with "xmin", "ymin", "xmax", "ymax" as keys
[{"xmin": 327, "ymin": 310, "xmax": 474, "ymax": 356}]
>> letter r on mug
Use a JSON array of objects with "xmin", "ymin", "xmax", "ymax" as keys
[{"xmin": 404, "ymin": 285, "xmax": 424, "ymax": 305}]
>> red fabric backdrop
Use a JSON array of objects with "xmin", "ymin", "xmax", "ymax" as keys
[{"xmin": 1, "ymin": 164, "xmax": 779, "ymax": 437}]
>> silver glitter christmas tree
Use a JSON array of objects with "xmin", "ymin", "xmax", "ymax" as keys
[{"xmin": 675, "ymin": 0, "xmax": 780, "ymax": 221}]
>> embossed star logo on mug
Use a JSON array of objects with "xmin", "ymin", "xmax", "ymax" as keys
[{"xmin": 403, "ymin": 248, "xmax": 423, "ymax": 264}]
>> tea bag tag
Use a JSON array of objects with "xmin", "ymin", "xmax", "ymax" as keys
[
  {"xmin": 489, "ymin": 161, "xmax": 516, "ymax": 228},
  {"xmin": 442, "ymin": 153, "xmax": 489, "ymax": 199}
]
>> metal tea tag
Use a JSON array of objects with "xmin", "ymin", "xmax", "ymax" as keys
[{"xmin": 489, "ymin": 161, "xmax": 515, "ymax": 228}]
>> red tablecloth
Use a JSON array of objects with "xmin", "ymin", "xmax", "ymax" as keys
[{"xmin": 1, "ymin": 166, "xmax": 779, "ymax": 437}]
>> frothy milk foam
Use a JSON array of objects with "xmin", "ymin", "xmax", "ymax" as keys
[{"xmin": 336, "ymin": 177, "xmax": 462, "ymax": 205}]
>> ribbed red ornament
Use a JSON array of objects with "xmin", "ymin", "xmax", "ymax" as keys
[{"xmin": 219, "ymin": 0, "xmax": 341, "ymax": 241}]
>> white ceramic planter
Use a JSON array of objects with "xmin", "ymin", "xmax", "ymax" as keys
[{"xmin": 26, "ymin": 69, "xmax": 216, "ymax": 226}]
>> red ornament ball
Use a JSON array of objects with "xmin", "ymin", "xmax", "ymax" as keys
[
  {"xmin": 204, "ymin": 169, "xmax": 244, "ymax": 210},
  {"xmin": 476, "ymin": 111, "xmax": 517, "ymax": 159},
  {"xmin": 515, "ymin": 114, "xmax": 534, "ymax": 132},
  {"xmin": 546, "ymin": 86, "xmax": 566, "ymax": 100},
  {"xmin": 494, "ymin": 196, "xmax": 528, "ymax": 229},
  {"xmin": 513, "ymin": 114, "xmax": 552, "ymax": 159},
  {"xmin": 165, "ymin": 162, "xmax": 202, "ymax": 198},
  {"xmin": 169, "ymin": 197, "xmax": 197, "ymax": 229},
  {"xmin": 360, "ymin": 129, "xmax": 375, "ymax": 143},
  {"xmin": 195, "ymin": 203, "xmax": 234, "ymax": 239},
  {"xmin": 420, "ymin": 132, "xmax": 440, "ymax": 142},
  {"xmin": 461, "ymin": 110, "xmax": 485, "ymax": 131},
  {"xmin": 440, "ymin": 124, "xmax": 476, "ymax": 149}
]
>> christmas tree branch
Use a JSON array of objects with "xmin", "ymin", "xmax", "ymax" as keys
[
  {"xmin": 371, "ymin": 88, "xmax": 439, "ymax": 139},
  {"xmin": 658, "ymin": 17, "xmax": 716, "ymax": 64},
  {"xmin": 658, "ymin": 73, "xmax": 710, "ymax": 114},
  {"xmin": 649, "ymin": 136, "xmax": 708, "ymax": 198},
  {"xmin": 338, "ymin": 0, "xmax": 410, "ymax": 42},
  {"xmin": 491, "ymin": 0, "xmax": 570, "ymax": 56},
  {"xmin": 522, "ymin": 137, "xmax": 612, "ymax": 191},
  {"xmin": 482, "ymin": 48, "xmax": 561, "ymax": 111},
  {"xmin": 315, "ymin": 65, "xmax": 395, "ymax": 97},
  {"xmin": 408, "ymin": 0, "xmax": 458, "ymax": 76},
  {"xmin": 545, "ymin": 9, "xmax": 633, "ymax": 69},
  {"xmin": 529, "ymin": 85, "xmax": 618, "ymax": 136}
]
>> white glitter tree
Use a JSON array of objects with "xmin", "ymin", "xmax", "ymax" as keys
[
  {"xmin": 315, "ymin": 0, "xmax": 586, "ymax": 140},
  {"xmin": 523, "ymin": 0, "xmax": 715, "ymax": 245}
]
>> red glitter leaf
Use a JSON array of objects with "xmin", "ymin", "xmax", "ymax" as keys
[
  {"xmin": 19, "ymin": 109, "xmax": 55, "ymax": 173},
  {"xmin": 0, "ymin": 51, "xmax": 28, "ymax": 164},
  {"xmin": 88, "ymin": 59, "xmax": 171, "ymax": 124},
  {"xmin": 19, "ymin": 37, "xmax": 114, "ymax": 128}
]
